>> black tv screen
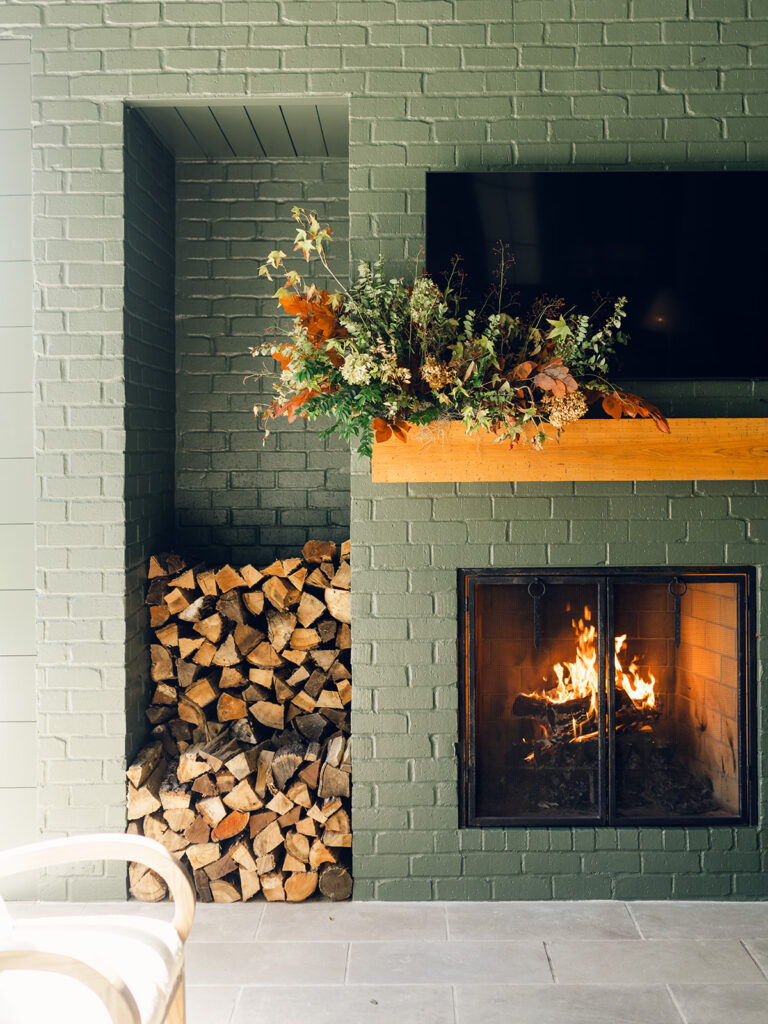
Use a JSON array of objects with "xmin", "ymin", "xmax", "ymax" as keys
[{"xmin": 426, "ymin": 170, "xmax": 768, "ymax": 380}]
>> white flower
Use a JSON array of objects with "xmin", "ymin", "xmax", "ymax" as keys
[{"xmin": 340, "ymin": 351, "xmax": 374, "ymax": 386}]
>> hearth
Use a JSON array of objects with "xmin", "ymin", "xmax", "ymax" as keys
[{"xmin": 459, "ymin": 567, "xmax": 756, "ymax": 828}]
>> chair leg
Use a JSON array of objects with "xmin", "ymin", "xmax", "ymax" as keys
[{"xmin": 164, "ymin": 972, "xmax": 185, "ymax": 1024}]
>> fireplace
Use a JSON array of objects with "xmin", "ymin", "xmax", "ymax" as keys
[{"xmin": 459, "ymin": 567, "xmax": 756, "ymax": 828}]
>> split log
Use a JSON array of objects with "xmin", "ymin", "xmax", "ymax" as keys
[
  {"xmin": 217, "ymin": 693, "xmax": 247, "ymax": 721},
  {"xmin": 239, "ymin": 868, "xmax": 261, "ymax": 901},
  {"xmin": 210, "ymin": 879, "xmax": 241, "ymax": 903},
  {"xmin": 186, "ymin": 842, "xmax": 220, "ymax": 871},
  {"xmin": 261, "ymin": 871, "xmax": 286, "ymax": 902},
  {"xmin": 224, "ymin": 778, "xmax": 263, "ymax": 812},
  {"xmin": 297, "ymin": 592, "xmax": 325, "ymax": 627},
  {"xmin": 272, "ymin": 743, "xmax": 305, "ymax": 790},
  {"xmin": 251, "ymin": 700, "xmax": 284, "ymax": 731},
  {"xmin": 194, "ymin": 612, "xmax": 224, "ymax": 644},
  {"xmin": 309, "ymin": 839, "xmax": 336, "ymax": 870},
  {"xmin": 211, "ymin": 810, "xmax": 249, "ymax": 842},
  {"xmin": 129, "ymin": 863, "xmax": 167, "ymax": 902},
  {"xmin": 127, "ymin": 758, "xmax": 166, "ymax": 820},
  {"xmin": 330, "ymin": 561, "xmax": 350, "ymax": 590},
  {"xmin": 215, "ymin": 565, "xmax": 246, "ymax": 592},
  {"xmin": 126, "ymin": 741, "xmax": 163, "ymax": 789},
  {"xmin": 267, "ymin": 609, "xmax": 297, "ymax": 652},
  {"xmin": 285, "ymin": 871, "xmax": 318, "ymax": 902},
  {"xmin": 263, "ymin": 576, "xmax": 300, "ymax": 613},
  {"xmin": 150, "ymin": 645, "xmax": 175, "ymax": 683},
  {"xmin": 243, "ymin": 590, "xmax": 265, "ymax": 617},
  {"xmin": 303, "ymin": 540, "xmax": 336, "ymax": 564},
  {"xmin": 324, "ymin": 589, "xmax": 351, "ymax": 624}
]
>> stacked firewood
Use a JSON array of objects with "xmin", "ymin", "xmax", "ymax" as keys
[{"xmin": 126, "ymin": 540, "xmax": 353, "ymax": 903}]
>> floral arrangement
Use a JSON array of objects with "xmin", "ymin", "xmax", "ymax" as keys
[{"xmin": 251, "ymin": 207, "xmax": 669, "ymax": 459}]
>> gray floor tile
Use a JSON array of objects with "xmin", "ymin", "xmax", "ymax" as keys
[
  {"xmin": 188, "ymin": 904, "xmax": 264, "ymax": 942},
  {"xmin": 187, "ymin": 985, "xmax": 242, "ymax": 1024},
  {"xmin": 186, "ymin": 941, "xmax": 348, "ymax": 986},
  {"xmin": 455, "ymin": 984, "xmax": 683, "ymax": 1024},
  {"xmin": 448, "ymin": 900, "xmax": 640, "ymax": 941},
  {"xmin": 548, "ymin": 939, "xmax": 766, "ymax": 985},
  {"xmin": 259, "ymin": 901, "xmax": 447, "ymax": 941},
  {"xmin": 349, "ymin": 939, "xmax": 552, "ymax": 985},
  {"xmin": 233, "ymin": 984, "xmax": 455, "ymax": 1024},
  {"xmin": 741, "ymin": 938, "xmax": 768, "ymax": 977},
  {"xmin": 630, "ymin": 901, "xmax": 768, "ymax": 939},
  {"xmin": 670, "ymin": 984, "xmax": 768, "ymax": 1024}
]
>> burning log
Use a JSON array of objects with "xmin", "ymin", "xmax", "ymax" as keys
[{"xmin": 128, "ymin": 544, "xmax": 353, "ymax": 903}]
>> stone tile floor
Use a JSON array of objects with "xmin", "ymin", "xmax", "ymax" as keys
[{"xmin": 9, "ymin": 900, "xmax": 768, "ymax": 1023}]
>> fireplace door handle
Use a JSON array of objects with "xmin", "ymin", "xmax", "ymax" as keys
[
  {"xmin": 528, "ymin": 578, "xmax": 546, "ymax": 649},
  {"xmin": 669, "ymin": 577, "xmax": 687, "ymax": 648}
]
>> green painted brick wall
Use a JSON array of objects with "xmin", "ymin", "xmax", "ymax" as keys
[
  {"xmin": 351, "ymin": 464, "xmax": 768, "ymax": 900},
  {"xmin": 6, "ymin": 0, "xmax": 768, "ymax": 894}
]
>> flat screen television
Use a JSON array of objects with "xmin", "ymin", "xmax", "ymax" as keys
[{"xmin": 425, "ymin": 170, "xmax": 768, "ymax": 379}]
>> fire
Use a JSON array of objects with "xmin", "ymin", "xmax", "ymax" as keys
[
  {"xmin": 614, "ymin": 634, "xmax": 656, "ymax": 709},
  {"xmin": 525, "ymin": 606, "xmax": 656, "ymax": 712}
]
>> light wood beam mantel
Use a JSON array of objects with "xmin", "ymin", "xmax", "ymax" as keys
[{"xmin": 370, "ymin": 418, "xmax": 768, "ymax": 483}]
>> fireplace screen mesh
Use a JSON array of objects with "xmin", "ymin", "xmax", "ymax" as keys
[{"xmin": 460, "ymin": 568, "xmax": 755, "ymax": 828}]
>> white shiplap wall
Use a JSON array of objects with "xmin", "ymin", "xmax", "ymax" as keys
[{"xmin": 0, "ymin": 37, "xmax": 38, "ymax": 897}]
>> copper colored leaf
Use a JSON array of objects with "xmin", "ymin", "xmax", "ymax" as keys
[
  {"xmin": 391, "ymin": 419, "xmax": 411, "ymax": 442},
  {"xmin": 511, "ymin": 360, "xmax": 535, "ymax": 380},
  {"xmin": 371, "ymin": 417, "xmax": 392, "ymax": 443},
  {"xmin": 602, "ymin": 392, "xmax": 623, "ymax": 420}
]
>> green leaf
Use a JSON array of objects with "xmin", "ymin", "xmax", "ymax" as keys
[{"xmin": 545, "ymin": 316, "xmax": 573, "ymax": 344}]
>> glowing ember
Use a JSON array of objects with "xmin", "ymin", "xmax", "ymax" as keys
[{"xmin": 523, "ymin": 605, "xmax": 656, "ymax": 713}]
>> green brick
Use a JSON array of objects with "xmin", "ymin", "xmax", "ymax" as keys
[
  {"xmin": 376, "ymin": 830, "xmax": 434, "ymax": 854},
  {"xmin": 582, "ymin": 852, "xmax": 641, "ymax": 873},
  {"xmin": 523, "ymin": 852, "xmax": 583, "ymax": 873},
  {"xmin": 518, "ymin": 95, "xmax": 572, "ymax": 117},
  {"xmin": 411, "ymin": 853, "xmax": 462, "ymax": 876},
  {"xmin": 463, "ymin": 851, "xmax": 523, "ymax": 874},
  {"xmin": 423, "ymin": 70, "xmax": 486, "ymax": 93},
  {"xmin": 708, "ymin": 850, "xmax": 762, "ymax": 874},
  {"xmin": 435, "ymin": 877, "xmax": 493, "ymax": 899},
  {"xmin": 375, "ymin": 879, "xmax": 433, "ymax": 900},
  {"xmin": 673, "ymin": 874, "xmax": 733, "ymax": 897},
  {"xmin": 493, "ymin": 875, "xmax": 553, "ymax": 898},
  {"xmin": 642, "ymin": 851, "xmax": 702, "ymax": 873},
  {"xmin": 614, "ymin": 875, "xmax": 673, "ymax": 898},
  {"xmin": 521, "ymin": 45, "xmax": 576, "ymax": 67},
  {"xmin": 553, "ymin": 875, "xmax": 613, "ymax": 898}
]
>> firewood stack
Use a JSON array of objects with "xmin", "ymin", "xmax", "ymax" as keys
[{"xmin": 126, "ymin": 539, "xmax": 353, "ymax": 903}]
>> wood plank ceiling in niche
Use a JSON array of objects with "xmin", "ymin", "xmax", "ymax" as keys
[{"xmin": 133, "ymin": 101, "xmax": 348, "ymax": 159}]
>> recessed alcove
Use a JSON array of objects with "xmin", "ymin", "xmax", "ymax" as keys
[{"xmin": 122, "ymin": 100, "xmax": 350, "ymax": 763}]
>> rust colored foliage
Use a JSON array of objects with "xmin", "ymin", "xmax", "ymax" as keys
[
  {"xmin": 372, "ymin": 418, "xmax": 411, "ymax": 443},
  {"xmin": 278, "ymin": 289, "xmax": 346, "ymax": 363},
  {"xmin": 592, "ymin": 388, "xmax": 670, "ymax": 433}
]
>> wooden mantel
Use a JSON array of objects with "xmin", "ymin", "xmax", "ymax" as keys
[{"xmin": 370, "ymin": 418, "xmax": 768, "ymax": 484}]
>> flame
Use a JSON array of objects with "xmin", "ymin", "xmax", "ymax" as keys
[
  {"xmin": 614, "ymin": 634, "xmax": 656, "ymax": 709},
  {"xmin": 524, "ymin": 605, "xmax": 656, "ymax": 713}
]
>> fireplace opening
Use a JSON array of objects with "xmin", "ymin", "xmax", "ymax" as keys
[{"xmin": 458, "ymin": 568, "xmax": 756, "ymax": 827}]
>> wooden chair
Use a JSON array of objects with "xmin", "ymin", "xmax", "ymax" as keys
[{"xmin": 0, "ymin": 833, "xmax": 196, "ymax": 1024}]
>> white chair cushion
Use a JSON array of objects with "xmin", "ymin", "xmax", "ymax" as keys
[
  {"xmin": 0, "ymin": 914, "xmax": 183, "ymax": 1024},
  {"xmin": 0, "ymin": 897, "xmax": 13, "ymax": 942}
]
